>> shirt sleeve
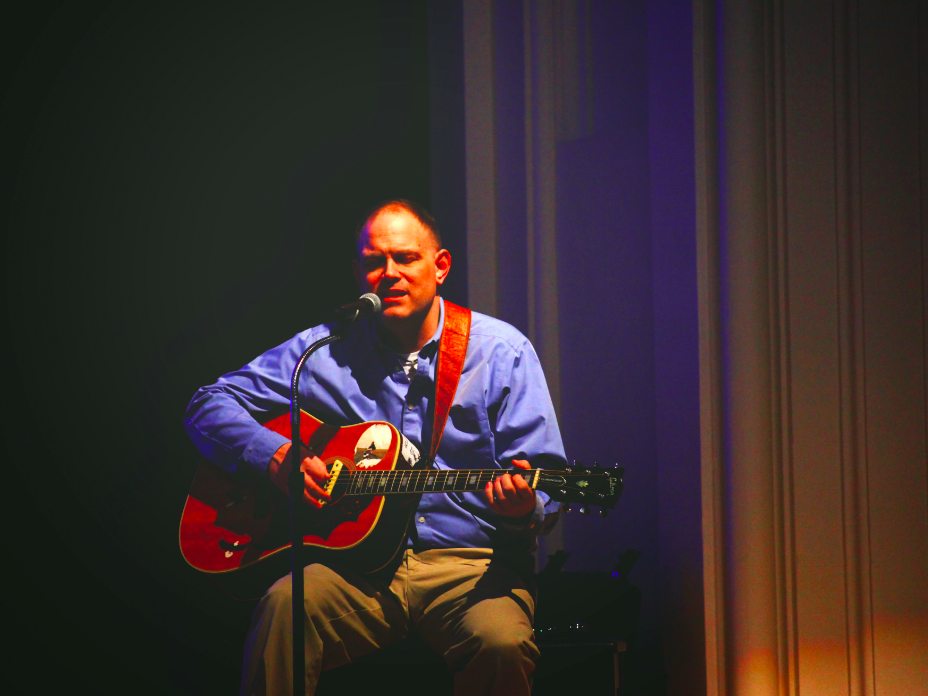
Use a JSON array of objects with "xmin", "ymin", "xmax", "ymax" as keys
[
  {"xmin": 183, "ymin": 331, "xmax": 313, "ymax": 477},
  {"xmin": 491, "ymin": 339, "xmax": 567, "ymax": 532}
]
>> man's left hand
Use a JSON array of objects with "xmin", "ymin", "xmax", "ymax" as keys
[{"xmin": 486, "ymin": 459, "xmax": 536, "ymax": 519}]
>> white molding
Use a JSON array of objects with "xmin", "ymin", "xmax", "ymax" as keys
[
  {"xmin": 463, "ymin": 0, "xmax": 499, "ymax": 317},
  {"xmin": 526, "ymin": 0, "xmax": 561, "ymax": 415},
  {"xmin": 693, "ymin": 0, "xmax": 727, "ymax": 693},
  {"xmin": 834, "ymin": 3, "xmax": 875, "ymax": 694}
]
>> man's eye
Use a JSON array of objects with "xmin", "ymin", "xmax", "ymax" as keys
[{"xmin": 362, "ymin": 257, "xmax": 385, "ymax": 271}]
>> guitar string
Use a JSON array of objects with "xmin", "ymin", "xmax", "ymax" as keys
[
  {"xmin": 341, "ymin": 470, "xmax": 604, "ymax": 481},
  {"xmin": 341, "ymin": 469, "xmax": 598, "ymax": 478},
  {"xmin": 334, "ymin": 468, "xmax": 609, "ymax": 496}
]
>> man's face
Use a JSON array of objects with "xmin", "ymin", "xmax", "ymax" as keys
[{"xmin": 353, "ymin": 208, "xmax": 450, "ymax": 325}]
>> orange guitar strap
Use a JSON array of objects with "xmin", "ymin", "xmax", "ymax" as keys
[{"xmin": 429, "ymin": 300, "xmax": 472, "ymax": 462}]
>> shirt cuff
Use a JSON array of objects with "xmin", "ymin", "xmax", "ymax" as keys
[
  {"xmin": 497, "ymin": 495, "xmax": 547, "ymax": 534},
  {"xmin": 242, "ymin": 426, "xmax": 290, "ymax": 478}
]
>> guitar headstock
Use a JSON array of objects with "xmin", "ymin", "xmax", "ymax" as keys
[{"xmin": 535, "ymin": 461, "xmax": 624, "ymax": 517}]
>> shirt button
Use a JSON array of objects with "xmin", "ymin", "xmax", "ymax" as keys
[
  {"xmin": 418, "ymin": 517, "xmax": 426, "ymax": 523},
  {"xmin": 407, "ymin": 403, "xmax": 415, "ymax": 410}
]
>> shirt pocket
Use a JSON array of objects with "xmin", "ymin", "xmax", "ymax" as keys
[{"xmin": 444, "ymin": 400, "xmax": 495, "ymax": 467}]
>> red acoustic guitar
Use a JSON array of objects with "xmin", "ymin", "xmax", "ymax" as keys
[{"xmin": 179, "ymin": 411, "xmax": 623, "ymax": 598}]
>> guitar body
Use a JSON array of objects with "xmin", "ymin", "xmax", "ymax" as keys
[{"xmin": 179, "ymin": 411, "xmax": 421, "ymax": 598}]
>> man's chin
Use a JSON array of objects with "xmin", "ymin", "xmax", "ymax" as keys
[
  {"xmin": 381, "ymin": 304, "xmax": 410, "ymax": 318},
  {"xmin": 379, "ymin": 300, "xmax": 434, "ymax": 325}
]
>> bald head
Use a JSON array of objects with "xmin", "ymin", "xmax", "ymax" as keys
[{"xmin": 355, "ymin": 199, "xmax": 442, "ymax": 255}]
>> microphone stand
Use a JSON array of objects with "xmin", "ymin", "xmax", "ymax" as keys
[
  {"xmin": 286, "ymin": 294, "xmax": 380, "ymax": 694},
  {"xmin": 288, "ymin": 328, "xmax": 346, "ymax": 696}
]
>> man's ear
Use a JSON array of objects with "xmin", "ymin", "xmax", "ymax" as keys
[
  {"xmin": 352, "ymin": 258, "xmax": 362, "ymax": 287},
  {"xmin": 434, "ymin": 249, "xmax": 451, "ymax": 286}
]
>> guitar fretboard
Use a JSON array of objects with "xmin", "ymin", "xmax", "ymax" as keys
[{"xmin": 337, "ymin": 468, "xmax": 566, "ymax": 496}]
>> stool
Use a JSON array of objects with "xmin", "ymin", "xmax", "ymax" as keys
[
  {"xmin": 316, "ymin": 634, "xmax": 626, "ymax": 695},
  {"xmin": 534, "ymin": 638, "xmax": 627, "ymax": 695},
  {"xmin": 315, "ymin": 634, "xmax": 453, "ymax": 696}
]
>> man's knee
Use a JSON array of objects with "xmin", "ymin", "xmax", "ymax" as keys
[
  {"xmin": 445, "ymin": 617, "xmax": 538, "ymax": 689},
  {"xmin": 261, "ymin": 564, "xmax": 339, "ymax": 618},
  {"xmin": 472, "ymin": 622, "xmax": 536, "ymax": 659}
]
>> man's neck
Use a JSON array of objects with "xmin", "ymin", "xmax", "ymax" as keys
[{"xmin": 378, "ymin": 297, "xmax": 441, "ymax": 353}]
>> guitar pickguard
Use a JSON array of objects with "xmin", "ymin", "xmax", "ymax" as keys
[{"xmin": 304, "ymin": 496, "xmax": 370, "ymax": 537}]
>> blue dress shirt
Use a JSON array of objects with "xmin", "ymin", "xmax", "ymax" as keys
[{"xmin": 184, "ymin": 298, "xmax": 566, "ymax": 552}]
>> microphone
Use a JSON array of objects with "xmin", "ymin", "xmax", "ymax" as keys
[{"xmin": 335, "ymin": 293, "xmax": 382, "ymax": 323}]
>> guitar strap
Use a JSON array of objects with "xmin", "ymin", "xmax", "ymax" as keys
[{"xmin": 429, "ymin": 300, "xmax": 472, "ymax": 462}]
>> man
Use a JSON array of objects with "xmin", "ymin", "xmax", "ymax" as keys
[{"xmin": 184, "ymin": 200, "xmax": 565, "ymax": 695}]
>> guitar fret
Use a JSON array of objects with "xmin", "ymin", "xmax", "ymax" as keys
[{"xmin": 344, "ymin": 469, "xmax": 559, "ymax": 496}]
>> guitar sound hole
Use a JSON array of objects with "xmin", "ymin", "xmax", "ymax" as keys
[
  {"xmin": 305, "ymin": 497, "xmax": 368, "ymax": 537},
  {"xmin": 253, "ymin": 489, "xmax": 272, "ymax": 519}
]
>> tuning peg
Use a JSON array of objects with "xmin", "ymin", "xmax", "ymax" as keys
[
  {"xmin": 599, "ymin": 508, "xmax": 608, "ymax": 518},
  {"xmin": 597, "ymin": 493, "xmax": 605, "ymax": 500},
  {"xmin": 563, "ymin": 503, "xmax": 572, "ymax": 513},
  {"xmin": 576, "ymin": 491, "xmax": 585, "ymax": 499},
  {"xmin": 580, "ymin": 506, "xmax": 590, "ymax": 515}
]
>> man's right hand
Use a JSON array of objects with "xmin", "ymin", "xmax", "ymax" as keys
[{"xmin": 267, "ymin": 442, "xmax": 331, "ymax": 508}]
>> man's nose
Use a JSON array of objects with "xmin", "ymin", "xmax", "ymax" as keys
[{"xmin": 383, "ymin": 257, "xmax": 400, "ymax": 277}]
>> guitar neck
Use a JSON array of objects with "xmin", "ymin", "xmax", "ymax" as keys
[{"xmin": 335, "ymin": 467, "xmax": 572, "ymax": 497}]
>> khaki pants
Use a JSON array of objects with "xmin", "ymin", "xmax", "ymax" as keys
[{"xmin": 241, "ymin": 548, "xmax": 539, "ymax": 696}]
